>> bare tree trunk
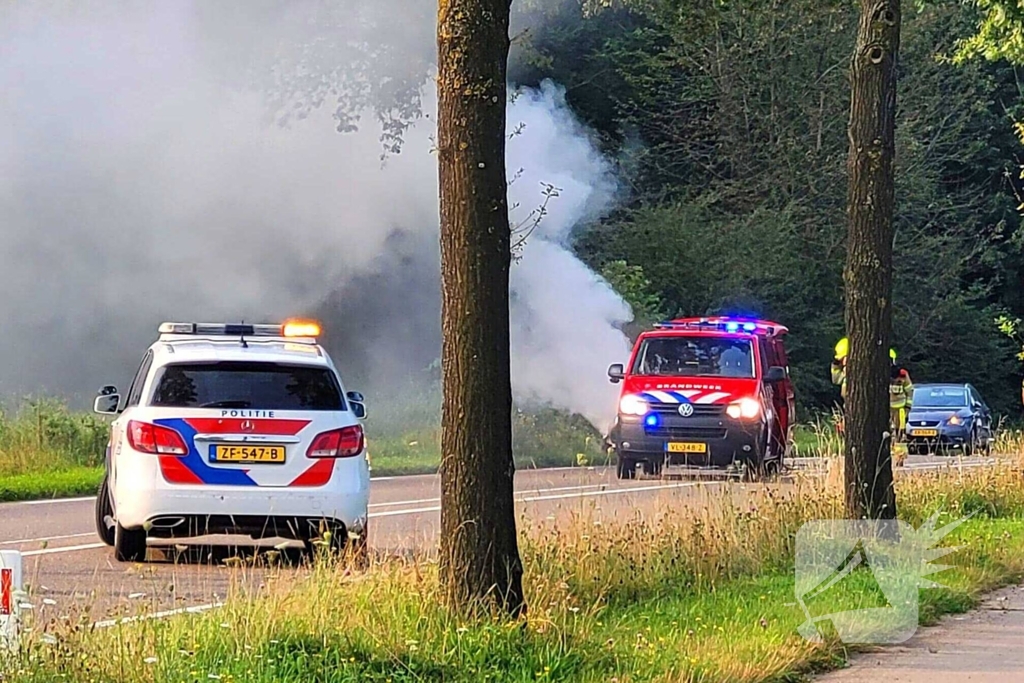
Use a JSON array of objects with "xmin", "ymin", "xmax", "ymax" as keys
[
  {"xmin": 844, "ymin": 0, "xmax": 901, "ymax": 520},
  {"xmin": 436, "ymin": 0, "xmax": 525, "ymax": 615}
]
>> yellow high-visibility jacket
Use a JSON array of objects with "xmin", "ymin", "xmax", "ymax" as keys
[
  {"xmin": 890, "ymin": 373, "xmax": 913, "ymax": 409},
  {"xmin": 831, "ymin": 359, "xmax": 846, "ymax": 398}
]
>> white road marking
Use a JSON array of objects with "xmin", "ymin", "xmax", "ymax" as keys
[
  {"xmin": 0, "ymin": 532, "xmax": 94, "ymax": 546},
  {"xmin": 92, "ymin": 601, "xmax": 223, "ymax": 629},
  {"xmin": 8, "ymin": 461, "xmax": 997, "ymax": 555},
  {"xmin": 9, "ymin": 480, "xmax": 707, "ymax": 551},
  {"xmin": 22, "ymin": 543, "xmax": 106, "ymax": 557},
  {"xmin": 16, "ymin": 496, "xmax": 96, "ymax": 506},
  {"xmin": 368, "ymin": 480, "xmax": 723, "ymax": 518},
  {"xmin": 368, "ymin": 484, "xmax": 605, "ymax": 508}
]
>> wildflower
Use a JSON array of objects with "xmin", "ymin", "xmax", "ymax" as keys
[{"xmin": 144, "ymin": 657, "xmax": 158, "ymax": 665}]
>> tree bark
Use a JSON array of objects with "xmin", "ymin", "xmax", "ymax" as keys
[
  {"xmin": 436, "ymin": 0, "xmax": 524, "ymax": 615},
  {"xmin": 844, "ymin": 0, "xmax": 901, "ymax": 520}
]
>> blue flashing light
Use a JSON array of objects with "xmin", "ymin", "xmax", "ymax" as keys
[
  {"xmin": 644, "ymin": 413, "xmax": 661, "ymax": 428},
  {"xmin": 743, "ymin": 322, "xmax": 757, "ymax": 332},
  {"xmin": 725, "ymin": 322, "xmax": 740, "ymax": 333}
]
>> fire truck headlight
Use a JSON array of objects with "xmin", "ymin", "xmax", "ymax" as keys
[
  {"xmin": 726, "ymin": 398, "xmax": 761, "ymax": 419},
  {"xmin": 619, "ymin": 394, "xmax": 650, "ymax": 416}
]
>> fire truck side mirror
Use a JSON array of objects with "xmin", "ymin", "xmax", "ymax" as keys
[
  {"xmin": 608, "ymin": 363, "xmax": 625, "ymax": 383},
  {"xmin": 765, "ymin": 366, "xmax": 787, "ymax": 384}
]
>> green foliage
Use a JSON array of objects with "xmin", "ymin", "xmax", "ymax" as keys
[
  {"xmin": 0, "ymin": 466, "xmax": 103, "ymax": 503},
  {"xmin": 953, "ymin": 0, "xmax": 1024, "ymax": 65},
  {"xmin": 0, "ymin": 399, "xmax": 109, "ymax": 477},
  {"xmin": 516, "ymin": 0, "xmax": 1024, "ymax": 415},
  {"xmin": 599, "ymin": 260, "xmax": 666, "ymax": 334}
]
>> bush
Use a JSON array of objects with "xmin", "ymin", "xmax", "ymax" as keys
[{"xmin": 0, "ymin": 399, "xmax": 109, "ymax": 476}]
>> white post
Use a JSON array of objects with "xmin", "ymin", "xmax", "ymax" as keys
[{"xmin": 0, "ymin": 550, "xmax": 21, "ymax": 651}]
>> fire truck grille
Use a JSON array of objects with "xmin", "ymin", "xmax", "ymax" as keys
[
  {"xmin": 650, "ymin": 404, "xmax": 726, "ymax": 417},
  {"xmin": 645, "ymin": 426, "xmax": 728, "ymax": 440}
]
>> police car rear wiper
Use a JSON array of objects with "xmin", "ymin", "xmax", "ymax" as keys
[{"xmin": 200, "ymin": 400, "xmax": 252, "ymax": 408}]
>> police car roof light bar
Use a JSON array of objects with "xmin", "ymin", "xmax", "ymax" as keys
[{"xmin": 158, "ymin": 322, "xmax": 318, "ymax": 339}]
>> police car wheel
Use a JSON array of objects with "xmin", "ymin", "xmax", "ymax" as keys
[
  {"xmin": 114, "ymin": 523, "xmax": 148, "ymax": 563},
  {"xmin": 94, "ymin": 474, "xmax": 115, "ymax": 547}
]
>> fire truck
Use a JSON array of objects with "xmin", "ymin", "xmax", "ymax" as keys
[{"xmin": 607, "ymin": 317, "xmax": 795, "ymax": 480}]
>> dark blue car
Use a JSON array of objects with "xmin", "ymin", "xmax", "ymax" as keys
[{"xmin": 905, "ymin": 383, "xmax": 994, "ymax": 456}]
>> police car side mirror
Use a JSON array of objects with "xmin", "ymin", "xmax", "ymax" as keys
[
  {"xmin": 93, "ymin": 393, "xmax": 120, "ymax": 415},
  {"xmin": 765, "ymin": 366, "xmax": 787, "ymax": 384},
  {"xmin": 347, "ymin": 391, "xmax": 367, "ymax": 420},
  {"xmin": 608, "ymin": 363, "xmax": 625, "ymax": 384}
]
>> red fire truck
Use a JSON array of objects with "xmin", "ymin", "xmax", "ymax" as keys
[{"xmin": 607, "ymin": 317, "xmax": 795, "ymax": 480}]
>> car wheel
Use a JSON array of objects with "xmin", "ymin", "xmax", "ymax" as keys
[
  {"xmin": 616, "ymin": 456, "xmax": 636, "ymax": 480},
  {"xmin": 114, "ymin": 523, "xmax": 148, "ymax": 563},
  {"xmin": 965, "ymin": 429, "xmax": 977, "ymax": 457},
  {"xmin": 304, "ymin": 526, "xmax": 369, "ymax": 569},
  {"xmin": 94, "ymin": 474, "xmax": 115, "ymax": 547},
  {"xmin": 348, "ymin": 526, "xmax": 370, "ymax": 570}
]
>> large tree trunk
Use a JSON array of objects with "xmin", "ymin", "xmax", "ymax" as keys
[
  {"xmin": 844, "ymin": 0, "xmax": 901, "ymax": 520},
  {"xmin": 436, "ymin": 0, "xmax": 525, "ymax": 615}
]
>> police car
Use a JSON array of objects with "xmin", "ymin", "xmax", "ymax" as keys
[{"xmin": 92, "ymin": 321, "xmax": 370, "ymax": 563}]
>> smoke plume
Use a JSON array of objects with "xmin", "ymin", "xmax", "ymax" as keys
[{"xmin": 0, "ymin": 1, "xmax": 632, "ymax": 430}]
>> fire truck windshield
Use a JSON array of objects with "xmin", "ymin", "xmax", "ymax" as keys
[{"xmin": 632, "ymin": 337, "xmax": 755, "ymax": 378}]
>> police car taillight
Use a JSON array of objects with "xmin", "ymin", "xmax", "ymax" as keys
[
  {"xmin": 306, "ymin": 425, "xmax": 364, "ymax": 458},
  {"xmin": 127, "ymin": 420, "xmax": 189, "ymax": 456}
]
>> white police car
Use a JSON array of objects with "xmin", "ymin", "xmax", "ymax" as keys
[{"xmin": 93, "ymin": 321, "xmax": 370, "ymax": 563}]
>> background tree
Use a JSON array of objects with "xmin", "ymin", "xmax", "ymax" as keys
[
  {"xmin": 436, "ymin": 0, "xmax": 525, "ymax": 615},
  {"xmin": 843, "ymin": 0, "xmax": 901, "ymax": 519}
]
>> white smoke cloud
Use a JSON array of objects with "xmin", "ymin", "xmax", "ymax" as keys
[{"xmin": 0, "ymin": 1, "xmax": 631, "ymax": 430}]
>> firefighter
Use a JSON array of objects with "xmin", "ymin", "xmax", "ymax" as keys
[
  {"xmin": 831, "ymin": 338, "xmax": 849, "ymax": 399},
  {"xmin": 832, "ymin": 338, "xmax": 904, "ymax": 433},
  {"xmin": 889, "ymin": 352, "xmax": 913, "ymax": 442}
]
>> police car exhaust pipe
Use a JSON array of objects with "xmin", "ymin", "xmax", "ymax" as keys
[
  {"xmin": 1, "ymin": 550, "xmax": 22, "ymax": 652},
  {"xmin": 149, "ymin": 517, "xmax": 186, "ymax": 529}
]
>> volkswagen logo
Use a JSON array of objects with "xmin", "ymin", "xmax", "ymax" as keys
[
  {"xmin": 240, "ymin": 420, "xmax": 255, "ymax": 432},
  {"xmin": 678, "ymin": 403, "xmax": 694, "ymax": 417}
]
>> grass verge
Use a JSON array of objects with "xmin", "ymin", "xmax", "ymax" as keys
[
  {"xmin": 9, "ymin": 461, "xmax": 1024, "ymax": 682},
  {"xmin": 0, "ymin": 465, "xmax": 104, "ymax": 503}
]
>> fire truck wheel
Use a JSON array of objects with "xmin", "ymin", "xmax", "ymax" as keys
[
  {"xmin": 616, "ymin": 456, "xmax": 637, "ymax": 480},
  {"xmin": 642, "ymin": 459, "xmax": 663, "ymax": 477}
]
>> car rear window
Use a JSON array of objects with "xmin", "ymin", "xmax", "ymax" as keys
[
  {"xmin": 149, "ymin": 362, "xmax": 345, "ymax": 410},
  {"xmin": 913, "ymin": 387, "xmax": 966, "ymax": 408}
]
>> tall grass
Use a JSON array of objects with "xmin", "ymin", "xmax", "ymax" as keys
[
  {"xmin": 11, "ymin": 460, "xmax": 1024, "ymax": 682},
  {"xmin": 0, "ymin": 399, "xmax": 108, "ymax": 477}
]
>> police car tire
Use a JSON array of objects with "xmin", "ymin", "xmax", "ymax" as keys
[
  {"xmin": 114, "ymin": 523, "xmax": 148, "ymax": 563},
  {"xmin": 94, "ymin": 475, "xmax": 115, "ymax": 547}
]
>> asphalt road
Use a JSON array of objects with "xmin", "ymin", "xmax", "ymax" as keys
[{"xmin": 0, "ymin": 454, "xmax": 991, "ymax": 624}]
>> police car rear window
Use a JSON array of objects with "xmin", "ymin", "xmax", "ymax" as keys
[{"xmin": 149, "ymin": 362, "xmax": 344, "ymax": 410}]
